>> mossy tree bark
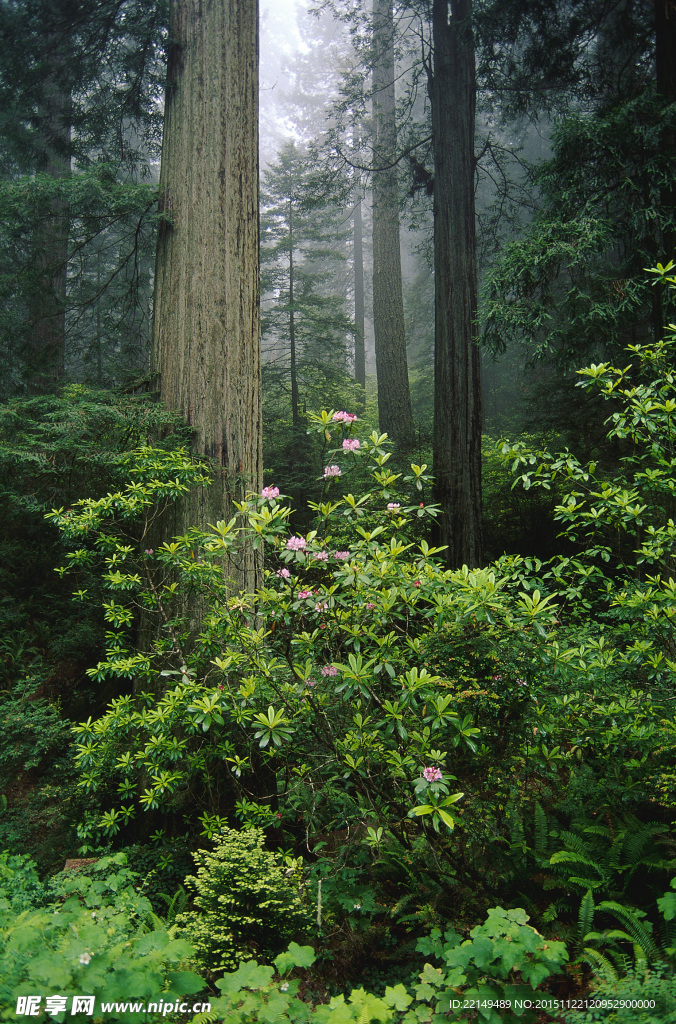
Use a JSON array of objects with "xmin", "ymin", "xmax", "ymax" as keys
[
  {"xmin": 429, "ymin": 0, "xmax": 483, "ymax": 569},
  {"xmin": 372, "ymin": 0, "xmax": 414, "ymax": 443},
  {"xmin": 151, "ymin": 0, "xmax": 262, "ymax": 596}
]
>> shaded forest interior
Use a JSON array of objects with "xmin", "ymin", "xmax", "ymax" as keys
[{"xmin": 1, "ymin": 1, "xmax": 676, "ymax": 1021}]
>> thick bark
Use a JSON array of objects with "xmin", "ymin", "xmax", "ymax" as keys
[
  {"xmin": 353, "ymin": 195, "xmax": 366, "ymax": 405},
  {"xmin": 372, "ymin": 0, "xmax": 414, "ymax": 442},
  {"xmin": 151, "ymin": 0, "xmax": 262, "ymax": 594},
  {"xmin": 429, "ymin": 0, "xmax": 483, "ymax": 568}
]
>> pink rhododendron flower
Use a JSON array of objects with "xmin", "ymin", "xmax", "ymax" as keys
[
  {"xmin": 261, "ymin": 485, "xmax": 280, "ymax": 499},
  {"xmin": 298, "ymin": 590, "xmax": 313, "ymax": 599},
  {"xmin": 365, "ymin": 602, "xmax": 376, "ymax": 610},
  {"xmin": 276, "ymin": 567, "xmax": 291, "ymax": 578},
  {"xmin": 315, "ymin": 601, "xmax": 329, "ymax": 612},
  {"xmin": 334, "ymin": 550, "xmax": 350, "ymax": 560},
  {"xmin": 323, "ymin": 464, "xmax": 342, "ymax": 479},
  {"xmin": 332, "ymin": 411, "xmax": 358, "ymax": 423},
  {"xmin": 321, "ymin": 665, "xmax": 338, "ymax": 677},
  {"xmin": 286, "ymin": 536, "xmax": 307, "ymax": 551},
  {"xmin": 386, "ymin": 503, "xmax": 400, "ymax": 511},
  {"xmin": 313, "ymin": 550, "xmax": 329, "ymax": 561},
  {"xmin": 342, "ymin": 438, "xmax": 360, "ymax": 451},
  {"xmin": 144, "ymin": 548, "xmax": 154, "ymax": 555},
  {"xmin": 305, "ymin": 679, "xmax": 317, "ymax": 688},
  {"xmin": 422, "ymin": 767, "xmax": 443, "ymax": 783}
]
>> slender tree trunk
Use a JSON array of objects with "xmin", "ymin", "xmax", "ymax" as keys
[
  {"xmin": 656, "ymin": 0, "xmax": 676, "ymax": 264},
  {"xmin": 353, "ymin": 193, "xmax": 366, "ymax": 405},
  {"xmin": 26, "ymin": 78, "xmax": 70, "ymax": 390},
  {"xmin": 151, "ymin": 0, "xmax": 262, "ymax": 595},
  {"xmin": 372, "ymin": 0, "xmax": 414, "ymax": 442},
  {"xmin": 429, "ymin": 0, "xmax": 482, "ymax": 568},
  {"xmin": 288, "ymin": 201, "xmax": 299, "ymax": 426}
]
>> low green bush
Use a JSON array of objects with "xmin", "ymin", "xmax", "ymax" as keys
[
  {"xmin": 178, "ymin": 827, "xmax": 311, "ymax": 972},
  {"xmin": 562, "ymin": 969, "xmax": 676, "ymax": 1024},
  {"xmin": 0, "ymin": 852, "xmax": 205, "ymax": 1023}
]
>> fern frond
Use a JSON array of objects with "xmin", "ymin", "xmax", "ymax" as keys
[
  {"xmin": 569, "ymin": 875, "xmax": 606, "ymax": 891},
  {"xmin": 534, "ymin": 801, "xmax": 548, "ymax": 858},
  {"xmin": 578, "ymin": 947, "xmax": 618, "ymax": 982},
  {"xmin": 609, "ymin": 831, "xmax": 626, "ymax": 870},
  {"xmin": 560, "ymin": 832, "xmax": 593, "ymax": 858},
  {"xmin": 623, "ymin": 820, "xmax": 667, "ymax": 867},
  {"xmin": 596, "ymin": 900, "xmax": 661, "ymax": 963},
  {"xmin": 577, "ymin": 889, "xmax": 594, "ymax": 943}
]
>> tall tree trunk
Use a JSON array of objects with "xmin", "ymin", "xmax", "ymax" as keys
[
  {"xmin": 26, "ymin": 77, "xmax": 70, "ymax": 390},
  {"xmin": 288, "ymin": 200, "xmax": 299, "ymax": 426},
  {"xmin": 353, "ymin": 194, "xmax": 366, "ymax": 406},
  {"xmin": 656, "ymin": 0, "xmax": 676, "ymax": 265},
  {"xmin": 372, "ymin": 0, "xmax": 414, "ymax": 442},
  {"xmin": 151, "ymin": 0, "xmax": 262, "ymax": 595},
  {"xmin": 429, "ymin": 0, "xmax": 483, "ymax": 568}
]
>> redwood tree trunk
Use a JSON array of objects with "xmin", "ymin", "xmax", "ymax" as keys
[
  {"xmin": 151, "ymin": 0, "xmax": 262, "ymax": 594},
  {"xmin": 372, "ymin": 0, "xmax": 414, "ymax": 442},
  {"xmin": 353, "ymin": 194, "xmax": 366, "ymax": 404},
  {"xmin": 429, "ymin": 0, "xmax": 482, "ymax": 568}
]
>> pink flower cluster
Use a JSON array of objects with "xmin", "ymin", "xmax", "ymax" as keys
[
  {"xmin": 261, "ymin": 485, "xmax": 280, "ymax": 499},
  {"xmin": 423, "ymin": 767, "xmax": 443, "ymax": 783},
  {"xmin": 276, "ymin": 567, "xmax": 291, "ymax": 579},
  {"xmin": 313, "ymin": 550, "xmax": 329, "ymax": 561},
  {"xmin": 387, "ymin": 503, "xmax": 400, "ymax": 511},
  {"xmin": 342, "ymin": 438, "xmax": 360, "ymax": 451},
  {"xmin": 286, "ymin": 536, "xmax": 307, "ymax": 551},
  {"xmin": 332, "ymin": 411, "xmax": 358, "ymax": 424},
  {"xmin": 324, "ymin": 465, "xmax": 342, "ymax": 479},
  {"xmin": 334, "ymin": 550, "xmax": 350, "ymax": 561},
  {"xmin": 298, "ymin": 589, "xmax": 314, "ymax": 599},
  {"xmin": 321, "ymin": 665, "xmax": 338, "ymax": 677},
  {"xmin": 315, "ymin": 601, "xmax": 329, "ymax": 612}
]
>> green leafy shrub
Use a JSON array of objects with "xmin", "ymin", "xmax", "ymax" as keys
[
  {"xmin": 414, "ymin": 907, "xmax": 568, "ymax": 1024},
  {"xmin": 0, "ymin": 850, "xmax": 46, "ymax": 911},
  {"xmin": 562, "ymin": 968, "xmax": 676, "ymax": 1024},
  {"xmin": 0, "ymin": 682, "xmax": 71, "ymax": 783},
  {"xmin": 0, "ymin": 853, "xmax": 205, "ymax": 1023},
  {"xmin": 193, "ymin": 906, "xmax": 568, "ymax": 1024},
  {"xmin": 178, "ymin": 827, "xmax": 311, "ymax": 972}
]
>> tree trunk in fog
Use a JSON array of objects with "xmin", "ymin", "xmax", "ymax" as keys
[
  {"xmin": 429, "ymin": 0, "xmax": 482, "ymax": 568},
  {"xmin": 151, "ymin": 0, "xmax": 262, "ymax": 595},
  {"xmin": 353, "ymin": 194, "xmax": 366, "ymax": 406},
  {"xmin": 26, "ymin": 77, "xmax": 70, "ymax": 390},
  {"xmin": 288, "ymin": 200, "xmax": 300, "ymax": 426},
  {"xmin": 656, "ymin": 0, "xmax": 676, "ymax": 265},
  {"xmin": 372, "ymin": 0, "xmax": 414, "ymax": 442}
]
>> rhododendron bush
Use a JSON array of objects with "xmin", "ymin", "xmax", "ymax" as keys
[{"xmin": 47, "ymin": 410, "xmax": 557, "ymax": 858}]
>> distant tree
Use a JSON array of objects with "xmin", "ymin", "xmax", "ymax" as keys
[
  {"xmin": 151, "ymin": 0, "xmax": 261, "ymax": 593},
  {"xmin": 0, "ymin": 0, "xmax": 166, "ymax": 390},
  {"xmin": 481, "ymin": 0, "xmax": 676, "ymax": 368},
  {"xmin": 260, "ymin": 140, "xmax": 355, "ymax": 424}
]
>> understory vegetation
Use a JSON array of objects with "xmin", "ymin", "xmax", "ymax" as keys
[{"xmin": 2, "ymin": 268, "xmax": 676, "ymax": 1021}]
